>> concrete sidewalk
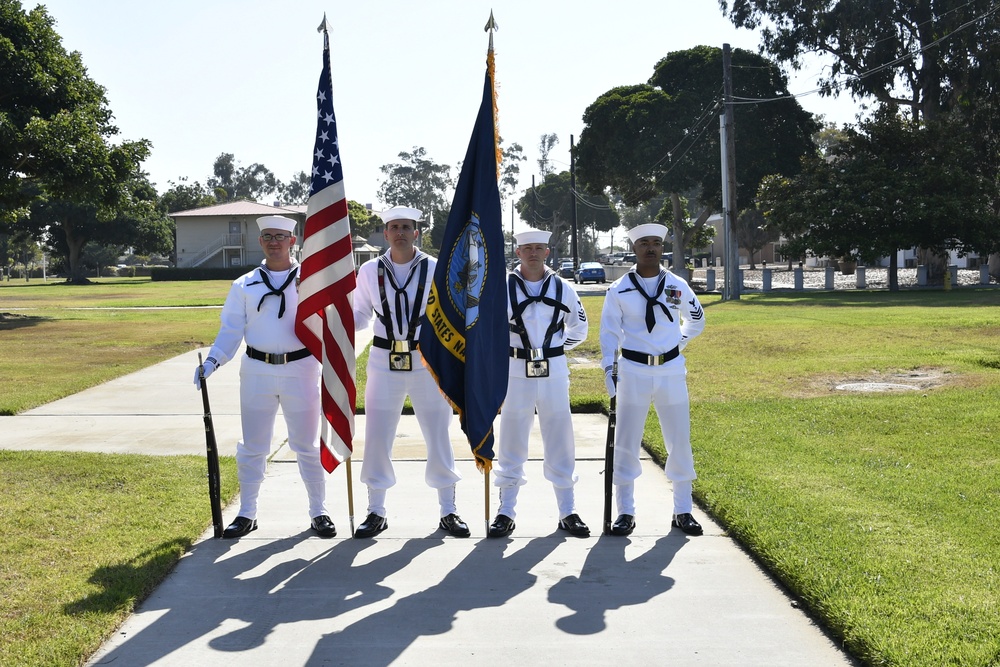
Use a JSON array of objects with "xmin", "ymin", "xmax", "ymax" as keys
[{"xmin": 3, "ymin": 336, "xmax": 855, "ymax": 666}]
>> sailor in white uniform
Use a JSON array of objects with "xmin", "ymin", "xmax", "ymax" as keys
[
  {"xmin": 352, "ymin": 206, "xmax": 469, "ymax": 538},
  {"xmin": 194, "ymin": 215, "xmax": 335, "ymax": 539},
  {"xmin": 489, "ymin": 229, "xmax": 590, "ymax": 538},
  {"xmin": 599, "ymin": 223, "xmax": 706, "ymax": 537}
]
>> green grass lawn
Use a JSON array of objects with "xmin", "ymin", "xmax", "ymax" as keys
[{"xmin": 2, "ymin": 277, "xmax": 1000, "ymax": 666}]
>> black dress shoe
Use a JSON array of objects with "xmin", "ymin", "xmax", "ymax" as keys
[
  {"xmin": 672, "ymin": 512, "xmax": 703, "ymax": 536},
  {"xmin": 354, "ymin": 512, "xmax": 388, "ymax": 538},
  {"xmin": 488, "ymin": 514, "xmax": 515, "ymax": 538},
  {"xmin": 439, "ymin": 513, "xmax": 471, "ymax": 538},
  {"xmin": 558, "ymin": 513, "xmax": 591, "ymax": 537},
  {"xmin": 310, "ymin": 514, "xmax": 337, "ymax": 538},
  {"xmin": 223, "ymin": 516, "xmax": 257, "ymax": 539},
  {"xmin": 610, "ymin": 513, "xmax": 635, "ymax": 536}
]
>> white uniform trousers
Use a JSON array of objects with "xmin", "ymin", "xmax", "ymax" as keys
[
  {"xmin": 360, "ymin": 352, "xmax": 461, "ymax": 516},
  {"xmin": 494, "ymin": 373, "xmax": 579, "ymax": 519},
  {"xmin": 613, "ymin": 367, "xmax": 696, "ymax": 516},
  {"xmin": 236, "ymin": 367, "xmax": 326, "ymax": 521}
]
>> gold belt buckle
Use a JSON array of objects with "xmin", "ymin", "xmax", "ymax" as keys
[
  {"xmin": 392, "ymin": 340, "xmax": 411, "ymax": 353},
  {"xmin": 649, "ymin": 353, "xmax": 663, "ymax": 366}
]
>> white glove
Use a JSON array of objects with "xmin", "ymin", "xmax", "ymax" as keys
[
  {"xmin": 604, "ymin": 366, "xmax": 617, "ymax": 399},
  {"xmin": 193, "ymin": 357, "xmax": 217, "ymax": 389}
]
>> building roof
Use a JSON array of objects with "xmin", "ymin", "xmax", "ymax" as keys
[{"xmin": 170, "ymin": 201, "xmax": 304, "ymax": 218}]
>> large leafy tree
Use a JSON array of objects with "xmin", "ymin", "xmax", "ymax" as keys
[
  {"xmin": 26, "ymin": 175, "xmax": 173, "ymax": 282},
  {"xmin": 1, "ymin": 2, "xmax": 152, "ymax": 229},
  {"xmin": 576, "ymin": 45, "xmax": 818, "ymax": 268},
  {"xmin": 722, "ymin": 0, "xmax": 1000, "ymax": 278},
  {"xmin": 759, "ymin": 111, "xmax": 999, "ymax": 289},
  {"xmin": 515, "ymin": 170, "xmax": 619, "ymax": 262},
  {"xmin": 377, "ymin": 147, "xmax": 453, "ymax": 252}
]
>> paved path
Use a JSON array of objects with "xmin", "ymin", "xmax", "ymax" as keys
[{"xmin": 3, "ymin": 328, "xmax": 855, "ymax": 666}]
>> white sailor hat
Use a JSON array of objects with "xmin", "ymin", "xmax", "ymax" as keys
[
  {"xmin": 256, "ymin": 215, "xmax": 298, "ymax": 234},
  {"xmin": 513, "ymin": 229, "xmax": 551, "ymax": 246},
  {"xmin": 627, "ymin": 223, "xmax": 668, "ymax": 244},
  {"xmin": 379, "ymin": 206, "xmax": 423, "ymax": 223}
]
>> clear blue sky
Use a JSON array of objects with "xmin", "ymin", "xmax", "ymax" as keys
[{"xmin": 38, "ymin": 0, "xmax": 861, "ymax": 223}]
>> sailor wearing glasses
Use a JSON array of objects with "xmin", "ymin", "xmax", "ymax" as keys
[{"xmin": 193, "ymin": 215, "xmax": 336, "ymax": 539}]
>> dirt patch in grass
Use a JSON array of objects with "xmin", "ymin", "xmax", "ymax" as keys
[{"xmin": 803, "ymin": 367, "xmax": 971, "ymax": 397}]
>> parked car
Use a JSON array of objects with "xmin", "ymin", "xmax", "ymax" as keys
[
  {"xmin": 574, "ymin": 261, "xmax": 606, "ymax": 284},
  {"xmin": 558, "ymin": 261, "xmax": 575, "ymax": 278},
  {"xmin": 661, "ymin": 252, "xmax": 692, "ymax": 268}
]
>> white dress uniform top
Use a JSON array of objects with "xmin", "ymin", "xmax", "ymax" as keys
[
  {"xmin": 600, "ymin": 264, "xmax": 706, "ymax": 516},
  {"xmin": 494, "ymin": 265, "xmax": 589, "ymax": 520},
  {"xmin": 353, "ymin": 249, "xmax": 462, "ymax": 518},
  {"xmin": 205, "ymin": 258, "xmax": 327, "ymax": 523}
]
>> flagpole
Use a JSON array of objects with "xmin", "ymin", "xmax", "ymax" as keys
[
  {"xmin": 483, "ymin": 9, "xmax": 498, "ymax": 539},
  {"xmin": 345, "ymin": 457, "xmax": 355, "ymax": 535},
  {"xmin": 484, "ymin": 470, "xmax": 491, "ymax": 536}
]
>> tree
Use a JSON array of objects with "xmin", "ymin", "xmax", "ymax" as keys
[
  {"xmin": 377, "ymin": 147, "xmax": 453, "ymax": 252},
  {"xmin": 537, "ymin": 133, "xmax": 560, "ymax": 177},
  {"xmin": 499, "ymin": 139, "xmax": 525, "ymax": 208},
  {"xmin": 735, "ymin": 208, "xmax": 778, "ymax": 269},
  {"xmin": 278, "ymin": 171, "xmax": 311, "ymax": 206},
  {"xmin": 347, "ymin": 200, "xmax": 379, "ymax": 240},
  {"xmin": 758, "ymin": 110, "xmax": 999, "ymax": 289},
  {"xmin": 27, "ymin": 175, "xmax": 173, "ymax": 282},
  {"xmin": 158, "ymin": 178, "xmax": 216, "ymax": 213},
  {"xmin": 206, "ymin": 153, "xmax": 278, "ymax": 202},
  {"xmin": 576, "ymin": 46, "xmax": 818, "ymax": 269},
  {"xmin": 515, "ymin": 171, "xmax": 619, "ymax": 262},
  {"xmin": 722, "ymin": 0, "xmax": 1000, "ymax": 279},
  {"xmin": 721, "ymin": 0, "xmax": 1000, "ymax": 124},
  {"xmin": 0, "ymin": 1, "xmax": 154, "ymax": 235}
]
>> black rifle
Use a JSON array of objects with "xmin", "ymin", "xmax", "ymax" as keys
[
  {"xmin": 198, "ymin": 353, "xmax": 224, "ymax": 538},
  {"xmin": 603, "ymin": 360, "xmax": 618, "ymax": 535}
]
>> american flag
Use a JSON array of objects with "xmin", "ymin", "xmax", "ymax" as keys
[{"xmin": 294, "ymin": 22, "xmax": 356, "ymax": 473}]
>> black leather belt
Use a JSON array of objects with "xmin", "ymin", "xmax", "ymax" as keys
[
  {"xmin": 246, "ymin": 346, "xmax": 311, "ymax": 365},
  {"xmin": 510, "ymin": 346, "xmax": 565, "ymax": 360},
  {"xmin": 621, "ymin": 346, "xmax": 679, "ymax": 366},
  {"xmin": 373, "ymin": 336, "xmax": 418, "ymax": 352}
]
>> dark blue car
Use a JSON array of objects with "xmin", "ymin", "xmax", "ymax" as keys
[{"xmin": 574, "ymin": 262, "xmax": 606, "ymax": 284}]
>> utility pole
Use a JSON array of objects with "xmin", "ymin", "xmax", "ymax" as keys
[
  {"xmin": 721, "ymin": 43, "xmax": 740, "ymax": 301},
  {"xmin": 570, "ymin": 135, "xmax": 579, "ymax": 271}
]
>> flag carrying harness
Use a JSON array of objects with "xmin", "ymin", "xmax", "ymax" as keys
[
  {"xmin": 374, "ymin": 252, "xmax": 428, "ymax": 371},
  {"xmin": 507, "ymin": 271, "xmax": 569, "ymax": 378}
]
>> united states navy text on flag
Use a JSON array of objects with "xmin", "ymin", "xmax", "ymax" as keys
[
  {"xmin": 294, "ymin": 24, "xmax": 356, "ymax": 473},
  {"xmin": 419, "ymin": 49, "xmax": 508, "ymax": 472}
]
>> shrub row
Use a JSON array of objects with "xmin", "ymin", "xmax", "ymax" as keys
[{"xmin": 151, "ymin": 267, "xmax": 249, "ymax": 282}]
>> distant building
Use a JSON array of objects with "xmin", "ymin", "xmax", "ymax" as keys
[
  {"xmin": 171, "ymin": 201, "xmax": 387, "ymax": 269},
  {"xmin": 171, "ymin": 201, "xmax": 307, "ymax": 269}
]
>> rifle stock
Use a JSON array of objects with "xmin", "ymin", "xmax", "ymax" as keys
[{"xmin": 198, "ymin": 353, "xmax": 224, "ymax": 538}]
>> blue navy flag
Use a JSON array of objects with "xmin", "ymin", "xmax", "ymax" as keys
[{"xmin": 419, "ymin": 50, "xmax": 508, "ymax": 472}]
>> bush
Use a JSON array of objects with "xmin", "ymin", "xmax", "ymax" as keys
[{"xmin": 151, "ymin": 266, "xmax": 249, "ymax": 281}]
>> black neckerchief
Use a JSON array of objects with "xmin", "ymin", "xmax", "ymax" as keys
[
  {"xmin": 627, "ymin": 269, "xmax": 673, "ymax": 332},
  {"xmin": 252, "ymin": 266, "xmax": 298, "ymax": 319}
]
